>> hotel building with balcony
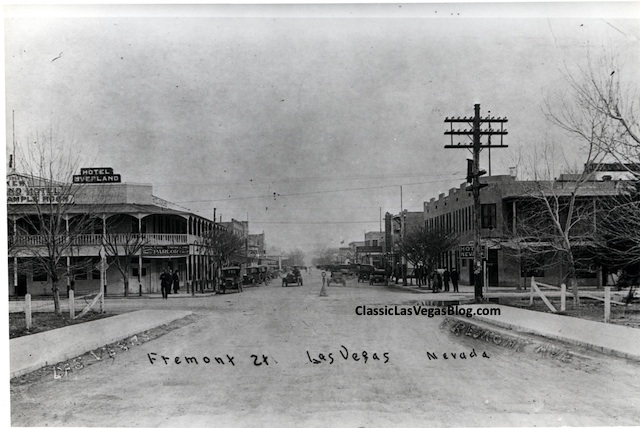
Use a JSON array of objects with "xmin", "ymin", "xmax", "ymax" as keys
[{"xmin": 7, "ymin": 171, "xmax": 241, "ymax": 297}]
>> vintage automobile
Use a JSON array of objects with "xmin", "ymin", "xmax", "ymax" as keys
[
  {"xmin": 348, "ymin": 264, "xmax": 360, "ymax": 277},
  {"xmin": 327, "ymin": 268, "xmax": 346, "ymax": 287},
  {"xmin": 369, "ymin": 269, "xmax": 389, "ymax": 286},
  {"xmin": 357, "ymin": 264, "xmax": 375, "ymax": 282},
  {"xmin": 256, "ymin": 265, "xmax": 270, "ymax": 285},
  {"xmin": 243, "ymin": 266, "xmax": 260, "ymax": 287},
  {"xmin": 220, "ymin": 266, "xmax": 243, "ymax": 294},
  {"xmin": 282, "ymin": 269, "xmax": 303, "ymax": 287}
]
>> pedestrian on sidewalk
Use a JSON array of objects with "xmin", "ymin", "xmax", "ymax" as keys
[
  {"xmin": 451, "ymin": 268, "xmax": 459, "ymax": 292},
  {"xmin": 432, "ymin": 271, "xmax": 441, "ymax": 293},
  {"xmin": 416, "ymin": 265, "xmax": 423, "ymax": 288},
  {"xmin": 172, "ymin": 270, "xmax": 180, "ymax": 294},
  {"xmin": 443, "ymin": 269, "xmax": 450, "ymax": 292},
  {"xmin": 160, "ymin": 268, "xmax": 172, "ymax": 299}
]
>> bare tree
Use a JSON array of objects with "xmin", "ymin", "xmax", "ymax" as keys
[
  {"xmin": 8, "ymin": 131, "xmax": 100, "ymax": 315},
  {"xmin": 199, "ymin": 227, "xmax": 246, "ymax": 291},
  {"xmin": 596, "ymin": 181, "xmax": 640, "ymax": 269},
  {"xmin": 311, "ymin": 246, "xmax": 339, "ymax": 266},
  {"xmin": 549, "ymin": 54, "xmax": 639, "ymax": 178},
  {"xmin": 102, "ymin": 217, "xmax": 148, "ymax": 297},
  {"xmin": 284, "ymin": 248, "xmax": 306, "ymax": 267},
  {"xmin": 534, "ymin": 54, "xmax": 640, "ymax": 300},
  {"xmin": 397, "ymin": 225, "xmax": 458, "ymax": 282},
  {"xmin": 510, "ymin": 142, "xmax": 607, "ymax": 307}
]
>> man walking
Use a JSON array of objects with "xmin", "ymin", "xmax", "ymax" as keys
[
  {"xmin": 160, "ymin": 268, "xmax": 172, "ymax": 299},
  {"xmin": 451, "ymin": 268, "xmax": 459, "ymax": 292},
  {"xmin": 443, "ymin": 269, "xmax": 450, "ymax": 292}
]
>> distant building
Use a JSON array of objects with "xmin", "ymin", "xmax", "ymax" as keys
[{"xmin": 360, "ymin": 231, "xmax": 385, "ymax": 267}]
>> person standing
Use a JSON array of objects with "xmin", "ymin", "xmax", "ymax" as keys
[
  {"xmin": 451, "ymin": 268, "xmax": 459, "ymax": 292},
  {"xmin": 172, "ymin": 270, "xmax": 180, "ymax": 294},
  {"xmin": 432, "ymin": 270, "xmax": 442, "ymax": 293},
  {"xmin": 443, "ymin": 269, "xmax": 451, "ymax": 292},
  {"xmin": 160, "ymin": 268, "xmax": 172, "ymax": 299},
  {"xmin": 415, "ymin": 265, "xmax": 423, "ymax": 288}
]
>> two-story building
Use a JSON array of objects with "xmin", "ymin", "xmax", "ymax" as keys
[
  {"xmin": 423, "ymin": 172, "xmax": 630, "ymax": 288},
  {"xmin": 7, "ymin": 170, "xmax": 245, "ymax": 297}
]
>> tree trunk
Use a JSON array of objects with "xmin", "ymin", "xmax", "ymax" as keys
[
  {"xmin": 124, "ymin": 277, "xmax": 129, "ymax": 297},
  {"xmin": 52, "ymin": 278, "xmax": 61, "ymax": 315}
]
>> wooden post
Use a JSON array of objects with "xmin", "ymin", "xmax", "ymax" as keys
[
  {"xmin": 25, "ymin": 293, "xmax": 32, "ymax": 330},
  {"xmin": 100, "ymin": 248, "xmax": 106, "ymax": 313},
  {"xmin": 69, "ymin": 289, "xmax": 75, "ymax": 319},
  {"xmin": 529, "ymin": 277, "xmax": 534, "ymax": 306},
  {"xmin": 604, "ymin": 286, "xmax": 611, "ymax": 323},
  {"xmin": 560, "ymin": 283, "xmax": 566, "ymax": 312}
]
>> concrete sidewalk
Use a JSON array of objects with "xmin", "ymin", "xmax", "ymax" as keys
[
  {"xmin": 467, "ymin": 304, "xmax": 640, "ymax": 361},
  {"xmin": 10, "ymin": 309, "xmax": 192, "ymax": 378}
]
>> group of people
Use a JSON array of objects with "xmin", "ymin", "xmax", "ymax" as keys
[
  {"xmin": 159, "ymin": 268, "xmax": 180, "ymax": 299},
  {"xmin": 393, "ymin": 264, "xmax": 459, "ymax": 293},
  {"xmin": 429, "ymin": 268, "xmax": 459, "ymax": 293}
]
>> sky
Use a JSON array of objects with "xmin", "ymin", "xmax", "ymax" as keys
[{"xmin": 3, "ymin": 3, "xmax": 640, "ymax": 256}]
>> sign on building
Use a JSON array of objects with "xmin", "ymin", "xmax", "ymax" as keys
[
  {"xmin": 142, "ymin": 245, "xmax": 190, "ymax": 256},
  {"xmin": 7, "ymin": 174, "xmax": 74, "ymax": 204},
  {"xmin": 459, "ymin": 243, "xmax": 488, "ymax": 259},
  {"xmin": 73, "ymin": 167, "xmax": 121, "ymax": 184},
  {"xmin": 356, "ymin": 246, "xmax": 383, "ymax": 253}
]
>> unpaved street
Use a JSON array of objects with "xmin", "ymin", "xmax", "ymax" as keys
[{"xmin": 11, "ymin": 274, "xmax": 640, "ymax": 427}]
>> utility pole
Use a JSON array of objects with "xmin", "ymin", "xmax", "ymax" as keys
[
  {"xmin": 212, "ymin": 207, "xmax": 217, "ymax": 293},
  {"xmin": 444, "ymin": 104, "xmax": 508, "ymax": 302},
  {"xmin": 400, "ymin": 186, "xmax": 407, "ymax": 286}
]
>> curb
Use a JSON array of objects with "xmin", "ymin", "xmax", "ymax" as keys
[
  {"xmin": 471, "ymin": 313, "xmax": 640, "ymax": 362},
  {"xmin": 10, "ymin": 309, "xmax": 193, "ymax": 378}
]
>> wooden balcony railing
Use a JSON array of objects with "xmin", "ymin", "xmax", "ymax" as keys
[{"xmin": 10, "ymin": 233, "xmax": 190, "ymax": 247}]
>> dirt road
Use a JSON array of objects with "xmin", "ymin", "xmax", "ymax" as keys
[{"xmin": 10, "ymin": 273, "xmax": 640, "ymax": 426}]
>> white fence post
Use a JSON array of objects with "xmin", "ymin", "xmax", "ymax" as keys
[
  {"xmin": 25, "ymin": 293, "xmax": 32, "ymax": 330},
  {"xmin": 604, "ymin": 286, "xmax": 611, "ymax": 323},
  {"xmin": 69, "ymin": 289, "xmax": 75, "ymax": 319},
  {"xmin": 561, "ymin": 283, "xmax": 566, "ymax": 312},
  {"xmin": 529, "ymin": 277, "xmax": 534, "ymax": 306}
]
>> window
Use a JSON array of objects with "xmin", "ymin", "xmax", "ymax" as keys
[
  {"xmin": 75, "ymin": 268, "xmax": 88, "ymax": 280},
  {"xmin": 33, "ymin": 270, "xmax": 47, "ymax": 282},
  {"xmin": 481, "ymin": 204, "xmax": 497, "ymax": 229},
  {"xmin": 133, "ymin": 267, "xmax": 147, "ymax": 277}
]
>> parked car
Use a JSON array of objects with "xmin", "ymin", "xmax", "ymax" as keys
[
  {"xmin": 220, "ymin": 267, "xmax": 243, "ymax": 294},
  {"xmin": 357, "ymin": 264, "xmax": 375, "ymax": 282},
  {"xmin": 369, "ymin": 269, "xmax": 389, "ymax": 286},
  {"xmin": 328, "ymin": 268, "xmax": 346, "ymax": 286}
]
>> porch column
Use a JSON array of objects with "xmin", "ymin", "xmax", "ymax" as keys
[
  {"xmin": 65, "ymin": 215, "xmax": 70, "ymax": 296},
  {"xmin": 512, "ymin": 201, "xmax": 517, "ymax": 235},
  {"xmin": 13, "ymin": 257, "xmax": 18, "ymax": 295},
  {"xmin": 138, "ymin": 254, "xmax": 143, "ymax": 296},
  {"xmin": 138, "ymin": 216, "xmax": 143, "ymax": 295},
  {"xmin": 13, "ymin": 218, "xmax": 18, "ymax": 293},
  {"xmin": 186, "ymin": 253, "xmax": 191, "ymax": 293}
]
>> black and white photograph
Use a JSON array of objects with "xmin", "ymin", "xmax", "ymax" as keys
[{"xmin": 4, "ymin": 2, "xmax": 640, "ymax": 427}]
